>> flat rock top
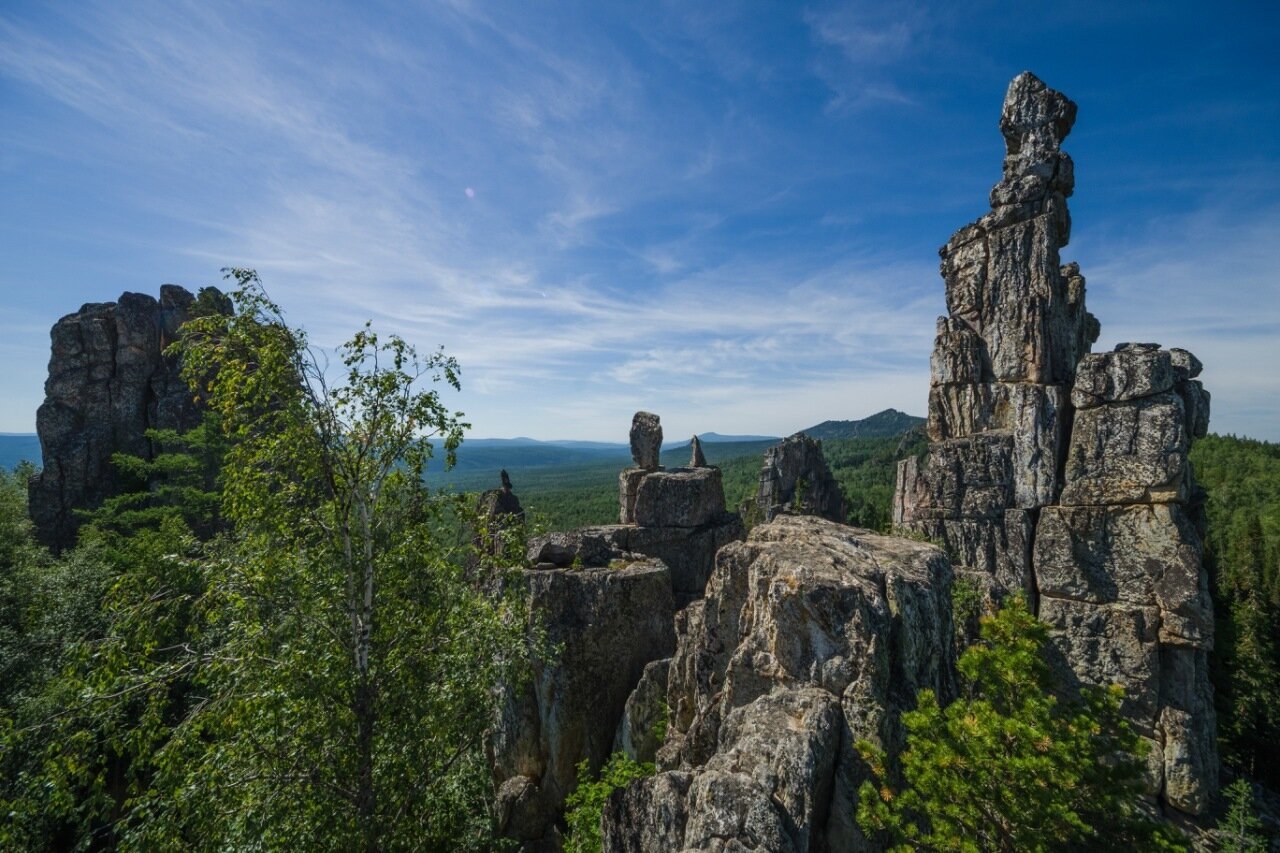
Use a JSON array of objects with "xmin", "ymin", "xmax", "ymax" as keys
[{"xmin": 744, "ymin": 515, "xmax": 950, "ymax": 587}]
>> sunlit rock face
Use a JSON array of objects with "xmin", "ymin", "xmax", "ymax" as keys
[
  {"xmin": 602, "ymin": 515, "xmax": 956, "ymax": 852},
  {"xmin": 893, "ymin": 72, "xmax": 1217, "ymax": 816}
]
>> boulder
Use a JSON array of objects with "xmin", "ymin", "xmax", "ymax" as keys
[
  {"xmin": 633, "ymin": 467, "xmax": 726, "ymax": 529},
  {"xmin": 1071, "ymin": 345, "xmax": 1175, "ymax": 409},
  {"xmin": 1060, "ymin": 392, "xmax": 1188, "ymax": 505},
  {"xmin": 630, "ymin": 411, "xmax": 663, "ymax": 470}
]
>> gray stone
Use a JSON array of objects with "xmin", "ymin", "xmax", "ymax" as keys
[
  {"xmin": 601, "ymin": 771, "xmax": 691, "ymax": 853},
  {"xmin": 1061, "ymin": 392, "xmax": 1188, "ymax": 505},
  {"xmin": 1072, "ymin": 346, "xmax": 1175, "ymax": 409},
  {"xmin": 619, "ymin": 467, "xmax": 647, "ymax": 524},
  {"xmin": 490, "ymin": 560, "xmax": 676, "ymax": 846},
  {"xmin": 908, "ymin": 510, "xmax": 1034, "ymax": 598},
  {"xmin": 1169, "ymin": 348, "xmax": 1203, "ymax": 380},
  {"xmin": 612, "ymin": 688, "xmax": 840, "ymax": 852},
  {"xmin": 907, "ymin": 433, "xmax": 1013, "ymax": 521},
  {"xmin": 630, "ymin": 411, "xmax": 663, "ymax": 470},
  {"xmin": 1039, "ymin": 597, "xmax": 1161, "ymax": 727},
  {"xmin": 634, "ymin": 467, "xmax": 726, "ymax": 529},
  {"xmin": 1035, "ymin": 505, "xmax": 1211, "ymax": 647},
  {"xmin": 690, "ymin": 435, "xmax": 707, "ymax": 467},
  {"xmin": 756, "ymin": 434, "xmax": 846, "ymax": 524},
  {"xmin": 892, "ymin": 71, "xmax": 1218, "ymax": 820},
  {"xmin": 614, "ymin": 658, "xmax": 672, "ymax": 764},
  {"xmin": 652, "ymin": 516, "xmax": 955, "ymax": 851},
  {"xmin": 1178, "ymin": 379, "xmax": 1210, "ymax": 440}
]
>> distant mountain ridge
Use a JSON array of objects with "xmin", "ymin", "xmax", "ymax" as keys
[
  {"xmin": 0, "ymin": 434, "xmax": 40, "ymax": 471},
  {"xmin": 799, "ymin": 409, "xmax": 924, "ymax": 440}
]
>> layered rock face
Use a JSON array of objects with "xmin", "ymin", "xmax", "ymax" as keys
[
  {"xmin": 28, "ymin": 285, "xmax": 229, "ymax": 550},
  {"xmin": 1036, "ymin": 343, "xmax": 1216, "ymax": 814},
  {"xmin": 494, "ymin": 414, "xmax": 746, "ymax": 847},
  {"xmin": 893, "ymin": 73, "xmax": 1217, "ymax": 815},
  {"xmin": 756, "ymin": 433, "xmax": 846, "ymax": 524},
  {"xmin": 491, "ymin": 561, "xmax": 677, "ymax": 848},
  {"xmin": 602, "ymin": 516, "xmax": 956, "ymax": 851}
]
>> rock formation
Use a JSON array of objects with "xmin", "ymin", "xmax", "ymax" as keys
[
  {"xmin": 602, "ymin": 516, "xmax": 956, "ymax": 851},
  {"xmin": 893, "ymin": 72, "xmax": 1217, "ymax": 815},
  {"xmin": 490, "ymin": 560, "xmax": 677, "ymax": 848},
  {"xmin": 494, "ymin": 414, "xmax": 747, "ymax": 847},
  {"xmin": 755, "ymin": 433, "xmax": 846, "ymax": 524},
  {"xmin": 28, "ymin": 285, "xmax": 230, "ymax": 550},
  {"xmin": 688, "ymin": 435, "xmax": 707, "ymax": 468},
  {"xmin": 532, "ymin": 413, "xmax": 744, "ymax": 604}
]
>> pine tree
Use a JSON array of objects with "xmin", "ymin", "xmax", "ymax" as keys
[{"xmin": 856, "ymin": 596, "xmax": 1185, "ymax": 852}]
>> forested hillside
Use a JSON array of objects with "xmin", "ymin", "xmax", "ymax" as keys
[
  {"xmin": 505, "ymin": 430, "xmax": 926, "ymax": 534},
  {"xmin": 1191, "ymin": 434, "xmax": 1280, "ymax": 787}
]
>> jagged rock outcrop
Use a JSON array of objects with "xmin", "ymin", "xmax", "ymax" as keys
[
  {"xmin": 533, "ymin": 413, "xmax": 744, "ymax": 604},
  {"xmin": 893, "ymin": 73, "xmax": 1217, "ymax": 816},
  {"xmin": 755, "ymin": 433, "xmax": 846, "ymax": 524},
  {"xmin": 602, "ymin": 516, "xmax": 956, "ymax": 851},
  {"xmin": 491, "ymin": 560, "xmax": 677, "ymax": 849},
  {"xmin": 28, "ymin": 285, "xmax": 230, "ymax": 550},
  {"xmin": 1036, "ymin": 343, "xmax": 1216, "ymax": 815},
  {"xmin": 493, "ymin": 415, "xmax": 746, "ymax": 847},
  {"xmin": 689, "ymin": 435, "xmax": 707, "ymax": 467}
]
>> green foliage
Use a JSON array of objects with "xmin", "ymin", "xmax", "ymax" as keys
[
  {"xmin": 563, "ymin": 752, "xmax": 655, "ymax": 853},
  {"xmin": 509, "ymin": 432, "xmax": 924, "ymax": 534},
  {"xmin": 1190, "ymin": 434, "xmax": 1280, "ymax": 784},
  {"xmin": 949, "ymin": 576, "xmax": 986, "ymax": 646},
  {"xmin": 2, "ymin": 271, "xmax": 533, "ymax": 851},
  {"xmin": 1218, "ymin": 778, "xmax": 1267, "ymax": 852},
  {"xmin": 856, "ymin": 597, "xmax": 1185, "ymax": 852},
  {"xmin": 81, "ymin": 418, "xmax": 226, "ymax": 538}
]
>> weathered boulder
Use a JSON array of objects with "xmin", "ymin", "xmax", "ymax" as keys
[
  {"xmin": 490, "ymin": 560, "xmax": 676, "ymax": 847},
  {"xmin": 633, "ymin": 467, "xmax": 726, "ymax": 529},
  {"xmin": 29, "ymin": 285, "xmax": 229, "ymax": 550},
  {"xmin": 609, "ymin": 516, "xmax": 955, "ymax": 851},
  {"xmin": 630, "ymin": 411, "xmax": 663, "ymax": 470},
  {"xmin": 1061, "ymin": 391, "xmax": 1188, "ymax": 506},
  {"xmin": 1071, "ymin": 345, "xmax": 1175, "ymax": 409},
  {"xmin": 756, "ymin": 434, "xmax": 846, "ymax": 524}
]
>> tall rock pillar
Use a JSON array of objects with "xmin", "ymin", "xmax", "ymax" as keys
[
  {"xmin": 28, "ymin": 285, "xmax": 229, "ymax": 550},
  {"xmin": 894, "ymin": 73, "xmax": 1217, "ymax": 815},
  {"xmin": 896, "ymin": 72, "xmax": 1097, "ymax": 596}
]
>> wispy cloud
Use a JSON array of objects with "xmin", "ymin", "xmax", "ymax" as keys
[{"xmin": 0, "ymin": 0, "xmax": 1275, "ymax": 443}]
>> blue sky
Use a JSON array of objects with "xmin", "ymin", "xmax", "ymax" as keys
[{"xmin": 2, "ymin": 1, "xmax": 1277, "ymax": 442}]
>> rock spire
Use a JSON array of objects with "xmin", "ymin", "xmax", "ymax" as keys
[
  {"xmin": 28, "ymin": 285, "xmax": 229, "ymax": 550},
  {"xmin": 893, "ymin": 72, "xmax": 1216, "ymax": 815}
]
